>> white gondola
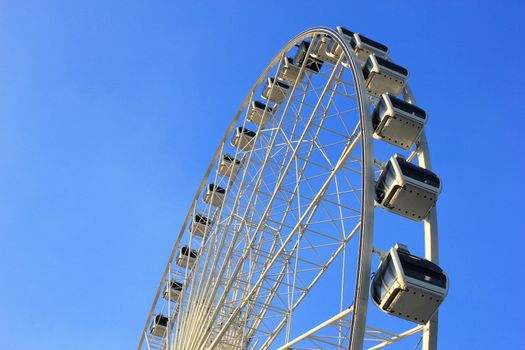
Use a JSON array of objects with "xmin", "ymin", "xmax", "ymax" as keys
[
  {"xmin": 363, "ymin": 54, "xmax": 408, "ymax": 97},
  {"xmin": 293, "ymin": 40, "xmax": 323, "ymax": 73},
  {"xmin": 231, "ymin": 126, "xmax": 256, "ymax": 151},
  {"xmin": 189, "ymin": 213, "xmax": 214, "ymax": 237},
  {"xmin": 375, "ymin": 154, "xmax": 441, "ymax": 221},
  {"xmin": 150, "ymin": 314, "xmax": 169, "ymax": 337},
  {"xmin": 371, "ymin": 244, "xmax": 448, "ymax": 324},
  {"xmin": 327, "ymin": 27, "xmax": 389, "ymax": 67},
  {"xmin": 248, "ymin": 101, "xmax": 274, "ymax": 128},
  {"xmin": 372, "ymin": 93, "xmax": 427, "ymax": 150},
  {"xmin": 310, "ymin": 35, "xmax": 337, "ymax": 64},
  {"xmin": 352, "ymin": 32, "xmax": 388, "ymax": 65},
  {"xmin": 277, "ymin": 57, "xmax": 302, "ymax": 84},
  {"xmin": 218, "ymin": 154, "xmax": 241, "ymax": 177},
  {"xmin": 176, "ymin": 246, "xmax": 198, "ymax": 269},
  {"xmin": 163, "ymin": 280, "xmax": 184, "ymax": 302},
  {"xmin": 203, "ymin": 183, "xmax": 226, "ymax": 207},
  {"xmin": 261, "ymin": 77, "xmax": 290, "ymax": 104}
]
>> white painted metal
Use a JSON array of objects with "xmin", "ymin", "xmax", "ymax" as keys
[
  {"xmin": 364, "ymin": 55, "xmax": 408, "ymax": 97},
  {"xmin": 203, "ymin": 184, "xmax": 226, "ymax": 208},
  {"xmin": 370, "ymin": 244, "xmax": 448, "ymax": 324},
  {"xmin": 232, "ymin": 127, "xmax": 257, "ymax": 151},
  {"xmin": 136, "ymin": 26, "xmax": 442, "ymax": 350},
  {"xmin": 279, "ymin": 307, "xmax": 354, "ymax": 349},
  {"xmin": 404, "ymin": 86, "xmax": 440, "ymax": 350},
  {"xmin": 189, "ymin": 214, "xmax": 214, "ymax": 237},
  {"xmin": 372, "ymin": 93, "xmax": 427, "ymax": 150},
  {"xmin": 247, "ymin": 101, "xmax": 274, "ymax": 128},
  {"xmin": 163, "ymin": 281, "xmax": 183, "ymax": 302},
  {"xmin": 262, "ymin": 77, "xmax": 290, "ymax": 104},
  {"xmin": 277, "ymin": 57, "xmax": 303, "ymax": 84},
  {"xmin": 375, "ymin": 154, "xmax": 441, "ymax": 221},
  {"xmin": 352, "ymin": 33, "xmax": 389, "ymax": 65}
]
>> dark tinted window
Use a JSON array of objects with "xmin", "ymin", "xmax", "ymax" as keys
[
  {"xmin": 293, "ymin": 41, "xmax": 322, "ymax": 72},
  {"xmin": 181, "ymin": 246, "xmax": 198, "ymax": 258},
  {"xmin": 398, "ymin": 252, "xmax": 447, "ymax": 288},
  {"xmin": 170, "ymin": 281, "xmax": 183, "ymax": 290},
  {"xmin": 293, "ymin": 41, "xmax": 309, "ymax": 66},
  {"xmin": 236, "ymin": 126, "xmax": 256, "ymax": 137},
  {"xmin": 154, "ymin": 314, "xmax": 169, "ymax": 326},
  {"xmin": 194, "ymin": 214, "xmax": 211, "ymax": 225},
  {"xmin": 244, "ymin": 129, "xmax": 256, "ymax": 137},
  {"xmin": 371, "ymin": 273, "xmax": 383, "ymax": 304},
  {"xmin": 396, "ymin": 157, "xmax": 440, "ymax": 188},
  {"xmin": 363, "ymin": 58, "xmax": 374, "ymax": 80},
  {"xmin": 387, "ymin": 94, "xmax": 426, "ymax": 119},
  {"xmin": 305, "ymin": 57, "xmax": 323, "ymax": 72},
  {"xmin": 372, "ymin": 255, "xmax": 394, "ymax": 304},
  {"xmin": 339, "ymin": 27, "xmax": 354, "ymax": 37},
  {"xmin": 372, "ymin": 97, "xmax": 388, "ymax": 129},
  {"xmin": 371, "ymin": 106, "xmax": 380, "ymax": 130},
  {"xmin": 208, "ymin": 184, "xmax": 226, "ymax": 194},
  {"xmin": 375, "ymin": 56, "xmax": 408, "ymax": 76},
  {"xmin": 253, "ymin": 100, "xmax": 273, "ymax": 112},
  {"xmin": 375, "ymin": 165, "xmax": 397, "ymax": 202},
  {"xmin": 268, "ymin": 77, "xmax": 289, "ymax": 88},
  {"xmin": 223, "ymin": 154, "xmax": 241, "ymax": 165},
  {"xmin": 381, "ymin": 256, "xmax": 397, "ymax": 286},
  {"xmin": 385, "ymin": 166, "xmax": 397, "ymax": 186},
  {"xmin": 357, "ymin": 34, "xmax": 388, "ymax": 53},
  {"xmin": 275, "ymin": 80, "xmax": 290, "ymax": 89}
]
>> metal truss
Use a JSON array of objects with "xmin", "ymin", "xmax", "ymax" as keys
[{"xmin": 137, "ymin": 27, "xmax": 440, "ymax": 350}]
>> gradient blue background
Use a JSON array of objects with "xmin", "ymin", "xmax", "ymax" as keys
[{"xmin": 1, "ymin": 1, "xmax": 523, "ymax": 349}]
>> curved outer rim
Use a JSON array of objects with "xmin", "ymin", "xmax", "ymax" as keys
[
  {"xmin": 137, "ymin": 26, "xmax": 439, "ymax": 350},
  {"xmin": 404, "ymin": 86, "xmax": 439, "ymax": 350}
]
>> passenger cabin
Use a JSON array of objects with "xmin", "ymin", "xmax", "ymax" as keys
[
  {"xmin": 277, "ymin": 57, "xmax": 302, "ymax": 84},
  {"xmin": 218, "ymin": 154, "xmax": 242, "ymax": 177},
  {"xmin": 150, "ymin": 314, "xmax": 169, "ymax": 337},
  {"xmin": 375, "ymin": 154, "xmax": 441, "ymax": 221},
  {"xmin": 262, "ymin": 77, "xmax": 290, "ymax": 104},
  {"xmin": 310, "ymin": 35, "xmax": 337, "ymax": 64},
  {"xmin": 352, "ymin": 32, "xmax": 388, "ymax": 65},
  {"xmin": 248, "ymin": 101, "xmax": 274, "ymax": 128},
  {"xmin": 372, "ymin": 93, "xmax": 427, "ymax": 150},
  {"xmin": 163, "ymin": 280, "xmax": 184, "ymax": 301},
  {"xmin": 203, "ymin": 183, "xmax": 226, "ymax": 207},
  {"xmin": 176, "ymin": 246, "xmax": 198, "ymax": 269},
  {"xmin": 329, "ymin": 27, "xmax": 389, "ymax": 67},
  {"xmin": 231, "ymin": 126, "xmax": 256, "ymax": 151},
  {"xmin": 371, "ymin": 244, "xmax": 448, "ymax": 324},
  {"xmin": 293, "ymin": 41, "xmax": 323, "ymax": 73},
  {"xmin": 363, "ymin": 55, "xmax": 408, "ymax": 97},
  {"xmin": 189, "ymin": 213, "xmax": 214, "ymax": 237}
]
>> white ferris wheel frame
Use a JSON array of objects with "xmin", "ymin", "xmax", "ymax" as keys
[{"xmin": 137, "ymin": 26, "xmax": 441, "ymax": 350}]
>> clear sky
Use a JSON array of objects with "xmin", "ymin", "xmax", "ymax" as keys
[{"xmin": 1, "ymin": 1, "xmax": 524, "ymax": 349}]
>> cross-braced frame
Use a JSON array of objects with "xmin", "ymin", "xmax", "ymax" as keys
[{"xmin": 137, "ymin": 27, "xmax": 442, "ymax": 350}]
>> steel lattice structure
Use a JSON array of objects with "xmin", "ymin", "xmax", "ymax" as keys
[{"xmin": 137, "ymin": 26, "xmax": 445, "ymax": 350}]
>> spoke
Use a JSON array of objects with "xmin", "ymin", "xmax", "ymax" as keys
[{"xmin": 138, "ymin": 27, "xmax": 440, "ymax": 350}]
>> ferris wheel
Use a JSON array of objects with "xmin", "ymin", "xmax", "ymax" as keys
[{"xmin": 137, "ymin": 26, "xmax": 449, "ymax": 350}]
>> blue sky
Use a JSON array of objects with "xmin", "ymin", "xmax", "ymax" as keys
[{"xmin": 1, "ymin": 1, "xmax": 524, "ymax": 349}]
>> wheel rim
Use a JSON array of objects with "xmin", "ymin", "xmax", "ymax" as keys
[{"xmin": 138, "ymin": 26, "xmax": 440, "ymax": 350}]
